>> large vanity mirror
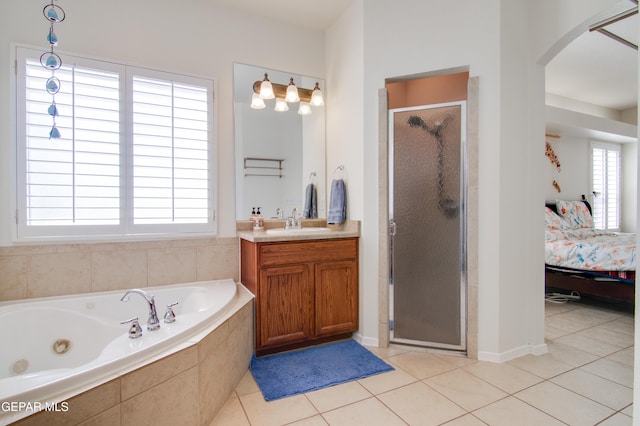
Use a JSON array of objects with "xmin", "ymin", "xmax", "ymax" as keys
[{"xmin": 233, "ymin": 63, "xmax": 326, "ymax": 220}]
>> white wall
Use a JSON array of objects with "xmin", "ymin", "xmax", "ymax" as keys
[
  {"xmin": 622, "ymin": 142, "xmax": 638, "ymax": 232},
  {"xmin": 0, "ymin": 0, "xmax": 326, "ymax": 244},
  {"xmin": 326, "ymin": 2, "xmax": 369, "ymax": 339},
  {"xmin": 543, "ymin": 136, "xmax": 591, "ymax": 201}
]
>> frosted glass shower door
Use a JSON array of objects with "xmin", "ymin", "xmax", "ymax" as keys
[{"xmin": 389, "ymin": 101, "xmax": 466, "ymax": 351}]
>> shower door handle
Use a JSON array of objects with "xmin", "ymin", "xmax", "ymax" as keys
[{"xmin": 389, "ymin": 220, "xmax": 396, "ymax": 236}]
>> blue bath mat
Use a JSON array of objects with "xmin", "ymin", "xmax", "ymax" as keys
[{"xmin": 250, "ymin": 340, "xmax": 394, "ymax": 401}]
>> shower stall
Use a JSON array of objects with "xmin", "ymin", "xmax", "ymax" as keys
[{"xmin": 388, "ymin": 100, "xmax": 467, "ymax": 351}]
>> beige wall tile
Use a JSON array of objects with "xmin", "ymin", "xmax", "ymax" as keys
[
  {"xmin": 199, "ymin": 301, "xmax": 253, "ymax": 425},
  {"xmin": 4, "ymin": 238, "xmax": 237, "ymax": 301},
  {"xmin": 0, "ymin": 245, "xmax": 57, "ymax": 256},
  {"xmin": 77, "ymin": 405, "xmax": 121, "ymax": 426},
  {"xmin": 121, "ymin": 345, "xmax": 198, "ymax": 401},
  {"xmin": 0, "ymin": 255, "xmax": 28, "ymax": 301},
  {"xmin": 14, "ymin": 379, "xmax": 120, "ymax": 426},
  {"xmin": 122, "ymin": 367, "xmax": 199, "ymax": 426},
  {"xmin": 197, "ymin": 243, "xmax": 239, "ymax": 281},
  {"xmin": 147, "ymin": 247, "xmax": 197, "ymax": 286},
  {"xmin": 92, "ymin": 250, "xmax": 147, "ymax": 292},
  {"xmin": 198, "ymin": 318, "xmax": 231, "ymax": 362},
  {"xmin": 28, "ymin": 251, "xmax": 92, "ymax": 298},
  {"xmin": 199, "ymin": 337, "xmax": 236, "ymax": 424}
]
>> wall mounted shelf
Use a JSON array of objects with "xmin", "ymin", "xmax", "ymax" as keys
[{"xmin": 244, "ymin": 157, "xmax": 284, "ymax": 178}]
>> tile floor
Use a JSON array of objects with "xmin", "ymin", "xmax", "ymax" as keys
[{"xmin": 212, "ymin": 298, "xmax": 634, "ymax": 425}]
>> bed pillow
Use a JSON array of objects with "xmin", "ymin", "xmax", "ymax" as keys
[
  {"xmin": 545, "ymin": 207, "xmax": 570, "ymax": 230},
  {"xmin": 556, "ymin": 200, "xmax": 594, "ymax": 229}
]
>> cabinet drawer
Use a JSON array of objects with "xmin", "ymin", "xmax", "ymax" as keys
[{"xmin": 260, "ymin": 238, "xmax": 357, "ymax": 267}]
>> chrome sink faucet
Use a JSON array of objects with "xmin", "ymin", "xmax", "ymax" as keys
[
  {"xmin": 120, "ymin": 289, "xmax": 160, "ymax": 331},
  {"xmin": 285, "ymin": 207, "xmax": 302, "ymax": 229}
]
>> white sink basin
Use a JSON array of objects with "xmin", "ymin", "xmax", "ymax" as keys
[{"xmin": 265, "ymin": 227, "xmax": 332, "ymax": 235}]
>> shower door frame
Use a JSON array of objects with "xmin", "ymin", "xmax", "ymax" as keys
[{"xmin": 388, "ymin": 100, "xmax": 468, "ymax": 352}]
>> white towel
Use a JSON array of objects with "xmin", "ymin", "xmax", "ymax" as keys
[{"xmin": 327, "ymin": 179, "xmax": 346, "ymax": 224}]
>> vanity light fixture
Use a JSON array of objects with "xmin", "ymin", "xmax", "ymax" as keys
[
  {"xmin": 285, "ymin": 78, "xmax": 300, "ymax": 103},
  {"xmin": 251, "ymin": 75, "xmax": 324, "ymax": 107}
]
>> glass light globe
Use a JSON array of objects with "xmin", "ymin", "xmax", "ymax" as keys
[
  {"xmin": 250, "ymin": 93, "xmax": 266, "ymax": 109},
  {"xmin": 274, "ymin": 98, "xmax": 289, "ymax": 112}
]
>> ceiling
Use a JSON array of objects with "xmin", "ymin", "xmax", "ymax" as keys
[
  {"xmin": 213, "ymin": 0, "xmax": 638, "ymax": 113},
  {"xmin": 210, "ymin": 0, "xmax": 351, "ymax": 30},
  {"xmin": 546, "ymin": 8, "xmax": 638, "ymax": 112}
]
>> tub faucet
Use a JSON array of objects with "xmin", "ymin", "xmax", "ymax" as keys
[{"xmin": 120, "ymin": 289, "xmax": 160, "ymax": 331}]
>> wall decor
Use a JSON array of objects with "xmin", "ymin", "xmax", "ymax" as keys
[
  {"xmin": 545, "ymin": 134, "xmax": 561, "ymax": 192},
  {"xmin": 41, "ymin": 0, "xmax": 65, "ymax": 139}
]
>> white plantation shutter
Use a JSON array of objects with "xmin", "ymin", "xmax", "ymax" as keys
[
  {"xmin": 16, "ymin": 47, "xmax": 214, "ymax": 239},
  {"xmin": 131, "ymin": 74, "xmax": 210, "ymax": 225},
  {"xmin": 591, "ymin": 142, "xmax": 620, "ymax": 231}
]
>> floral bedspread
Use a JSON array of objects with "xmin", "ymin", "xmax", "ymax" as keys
[{"xmin": 545, "ymin": 228, "xmax": 636, "ymax": 271}]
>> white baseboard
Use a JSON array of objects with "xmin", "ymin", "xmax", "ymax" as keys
[
  {"xmin": 354, "ymin": 333, "xmax": 378, "ymax": 348},
  {"xmin": 478, "ymin": 342, "xmax": 548, "ymax": 363}
]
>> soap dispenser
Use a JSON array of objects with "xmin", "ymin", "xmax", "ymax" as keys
[{"xmin": 253, "ymin": 207, "xmax": 264, "ymax": 231}]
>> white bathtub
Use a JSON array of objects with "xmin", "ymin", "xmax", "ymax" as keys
[{"xmin": 0, "ymin": 279, "xmax": 238, "ymax": 423}]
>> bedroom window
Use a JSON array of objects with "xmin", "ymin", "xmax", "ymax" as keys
[
  {"xmin": 591, "ymin": 142, "xmax": 620, "ymax": 231},
  {"xmin": 15, "ymin": 46, "xmax": 215, "ymax": 240}
]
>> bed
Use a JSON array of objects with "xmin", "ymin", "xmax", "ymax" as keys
[{"xmin": 545, "ymin": 198, "xmax": 636, "ymax": 303}]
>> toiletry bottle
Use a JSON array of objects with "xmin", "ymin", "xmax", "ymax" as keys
[
  {"xmin": 250, "ymin": 207, "xmax": 256, "ymax": 220},
  {"xmin": 253, "ymin": 207, "xmax": 264, "ymax": 231}
]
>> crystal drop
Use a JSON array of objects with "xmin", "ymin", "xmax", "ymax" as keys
[
  {"xmin": 48, "ymin": 103, "xmax": 58, "ymax": 117},
  {"xmin": 46, "ymin": 79, "xmax": 59, "ymax": 92},
  {"xmin": 49, "ymin": 126, "xmax": 61, "ymax": 139},
  {"xmin": 47, "ymin": 8, "xmax": 59, "ymax": 22},
  {"xmin": 47, "ymin": 30, "xmax": 58, "ymax": 46},
  {"xmin": 45, "ymin": 55, "xmax": 58, "ymax": 68}
]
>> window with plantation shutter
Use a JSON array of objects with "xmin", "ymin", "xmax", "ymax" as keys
[
  {"xmin": 591, "ymin": 142, "xmax": 620, "ymax": 231},
  {"xmin": 131, "ymin": 72, "xmax": 211, "ymax": 228},
  {"xmin": 15, "ymin": 47, "xmax": 215, "ymax": 240}
]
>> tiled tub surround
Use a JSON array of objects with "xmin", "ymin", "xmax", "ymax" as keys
[
  {"xmin": 0, "ymin": 237, "xmax": 239, "ymax": 302},
  {"xmin": 9, "ymin": 283, "xmax": 254, "ymax": 425}
]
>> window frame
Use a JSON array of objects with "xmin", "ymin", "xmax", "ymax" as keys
[
  {"xmin": 13, "ymin": 45, "xmax": 217, "ymax": 242},
  {"xmin": 590, "ymin": 140, "xmax": 621, "ymax": 232}
]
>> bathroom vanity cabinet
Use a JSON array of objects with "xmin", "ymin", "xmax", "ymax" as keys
[{"xmin": 240, "ymin": 237, "xmax": 358, "ymax": 356}]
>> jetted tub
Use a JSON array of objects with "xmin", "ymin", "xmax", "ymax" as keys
[{"xmin": 0, "ymin": 279, "xmax": 238, "ymax": 423}]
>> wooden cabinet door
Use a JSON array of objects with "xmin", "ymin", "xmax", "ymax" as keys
[
  {"xmin": 315, "ymin": 260, "xmax": 358, "ymax": 336},
  {"xmin": 258, "ymin": 264, "xmax": 314, "ymax": 350}
]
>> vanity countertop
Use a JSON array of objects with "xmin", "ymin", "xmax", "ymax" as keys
[{"xmin": 237, "ymin": 220, "xmax": 360, "ymax": 243}]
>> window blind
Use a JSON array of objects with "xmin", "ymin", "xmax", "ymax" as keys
[
  {"xmin": 132, "ymin": 76, "xmax": 209, "ymax": 225},
  {"xmin": 24, "ymin": 58, "xmax": 121, "ymax": 226},
  {"xmin": 591, "ymin": 143, "xmax": 620, "ymax": 231}
]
